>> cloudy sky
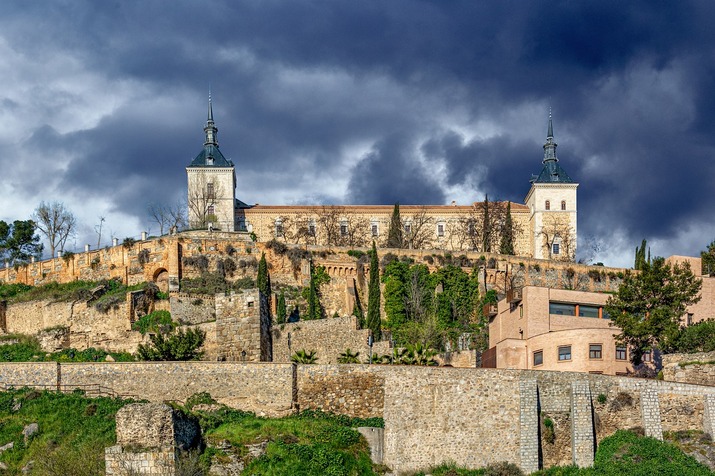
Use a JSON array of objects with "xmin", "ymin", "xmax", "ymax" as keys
[{"xmin": 1, "ymin": 0, "xmax": 714, "ymax": 268}]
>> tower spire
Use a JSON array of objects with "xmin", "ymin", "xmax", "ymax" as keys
[
  {"xmin": 204, "ymin": 90, "xmax": 218, "ymax": 147},
  {"xmin": 543, "ymin": 110, "xmax": 557, "ymax": 163}
]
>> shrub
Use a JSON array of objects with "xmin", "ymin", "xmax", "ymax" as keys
[
  {"xmin": 61, "ymin": 251, "xmax": 75, "ymax": 264},
  {"xmin": 185, "ymin": 391, "xmax": 217, "ymax": 410},
  {"xmin": 597, "ymin": 393, "xmax": 607, "ymax": 404},
  {"xmin": 132, "ymin": 310, "xmax": 175, "ymax": 335},
  {"xmin": 225, "ymin": 244, "xmax": 236, "ymax": 256},
  {"xmin": 137, "ymin": 249, "xmax": 151, "ymax": 266},
  {"xmin": 347, "ymin": 250, "xmax": 365, "ymax": 259},
  {"xmin": 588, "ymin": 269, "xmax": 603, "ymax": 282},
  {"xmin": 122, "ymin": 237, "xmax": 137, "ymax": 249},
  {"xmin": 266, "ymin": 239, "xmax": 288, "ymax": 255},
  {"xmin": 137, "ymin": 327, "xmax": 206, "ymax": 361},
  {"xmin": 182, "ymin": 255, "xmax": 209, "ymax": 273}
]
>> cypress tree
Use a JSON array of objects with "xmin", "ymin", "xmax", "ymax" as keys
[
  {"xmin": 634, "ymin": 239, "xmax": 650, "ymax": 270},
  {"xmin": 257, "ymin": 252, "xmax": 271, "ymax": 298},
  {"xmin": 276, "ymin": 291, "xmax": 287, "ymax": 324},
  {"xmin": 367, "ymin": 241, "xmax": 382, "ymax": 339},
  {"xmin": 307, "ymin": 259, "xmax": 320, "ymax": 320},
  {"xmin": 387, "ymin": 203, "xmax": 403, "ymax": 248},
  {"xmin": 500, "ymin": 202, "xmax": 515, "ymax": 255}
]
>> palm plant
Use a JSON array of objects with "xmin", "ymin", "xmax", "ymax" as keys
[
  {"xmin": 291, "ymin": 349, "xmax": 318, "ymax": 364},
  {"xmin": 337, "ymin": 348, "xmax": 360, "ymax": 364}
]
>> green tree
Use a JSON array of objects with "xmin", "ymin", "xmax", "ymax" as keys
[
  {"xmin": 302, "ymin": 262, "xmax": 330, "ymax": 320},
  {"xmin": 137, "ymin": 327, "xmax": 206, "ymax": 361},
  {"xmin": 257, "ymin": 252, "xmax": 271, "ymax": 298},
  {"xmin": 0, "ymin": 220, "xmax": 43, "ymax": 264},
  {"xmin": 634, "ymin": 239, "xmax": 650, "ymax": 270},
  {"xmin": 670, "ymin": 320, "xmax": 715, "ymax": 353},
  {"xmin": 499, "ymin": 202, "xmax": 515, "ymax": 255},
  {"xmin": 701, "ymin": 240, "xmax": 715, "ymax": 276},
  {"xmin": 276, "ymin": 291, "xmax": 287, "ymax": 324},
  {"xmin": 386, "ymin": 203, "xmax": 403, "ymax": 248},
  {"xmin": 367, "ymin": 242, "xmax": 382, "ymax": 340},
  {"xmin": 605, "ymin": 257, "xmax": 702, "ymax": 364}
]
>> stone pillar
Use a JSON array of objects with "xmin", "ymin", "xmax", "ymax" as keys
[
  {"xmin": 168, "ymin": 241, "xmax": 181, "ymax": 293},
  {"xmin": 113, "ymin": 238, "xmax": 119, "ymax": 247},
  {"xmin": 571, "ymin": 381, "xmax": 595, "ymax": 468},
  {"xmin": 85, "ymin": 244, "xmax": 90, "ymax": 252},
  {"xmin": 105, "ymin": 403, "xmax": 200, "ymax": 476},
  {"xmin": 141, "ymin": 231, "xmax": 147, "ymax": 241},
  {"xmin": 703, "ymin": 394, "xmax": 715, "ymax": 438},
  {"xmin": 357, "ymin": 427, "xmax": 384, "ymax": 464},
  {"xmin": 640, "ymin": 387, "xmax": 663, "ymax": 440},
  {"xmin": 519, "ymin": 378, "xmax": 540, "ymax": 473}
]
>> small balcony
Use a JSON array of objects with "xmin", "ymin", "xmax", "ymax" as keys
[
  {"xmin": 507, "ymin": 287, "xmax": 523, "ymax": 303},
  {"xmin": 483, "ymin": 303, "xmax": 498, "ymax": 318}
]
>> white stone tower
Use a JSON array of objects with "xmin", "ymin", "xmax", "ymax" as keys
[
  {"xmin": 186, "ymin": 94, "xmax": 236, "ymax": 231},
  {"xmin": 524, "ymin": 114, "xmax": 578, "ymax": 260}
]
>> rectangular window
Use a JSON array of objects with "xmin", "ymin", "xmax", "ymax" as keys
[
  {"xmin": 549, "ymin": 302, "xmax": 576, "ymax": 316},
  {"xmin": 552, "ymin": 243, "xmax": 560, "ymax": 255},
  {"xmin": 589, "ymin": 344, "xmax": 602, "ymax": 359},
  {"xmin": 615, "ymin": 346, "xmax": 627, "ymax": 361},
  {"xmin": 404, "ymin": 224, "xmax": 411, "ymax": 234},
  {"xmin": 207, "ymin": 205, "xmax": 215, "ymax": 216},
  {"xmin": 207, "ymin": 182, "xmax": 215, "ymax": 199},
  {"xmin": 340, "ymin": 222, "xmax": 348, "ymax": 237},
  {"xmin": 558, "ymin": 345, "xmax": 571, "ymax": 361},
  {"xmin": 533, "ymin": 350, "xmax": 543, "ymax": 366},
  {"xmin": 579, "ymin": 305, "xmax": 600, "ymax": 318},
  {"xmin": 643, "ymin": 351, "xmax": 652, "ymax": 362},
  {"xmin": 687, "ymin": 313, "xmax": 694, "ymax": 326},
  {"xmin": 308, "ymin": 221, "xmax": 316, "ymax": 236},
  {"xmin": 437, "ymin": 224, "xmax": 445, "ymax": 237},
  {"xmin": 371, "ymin": 224, "xmax": 379, "ymax": 237}
]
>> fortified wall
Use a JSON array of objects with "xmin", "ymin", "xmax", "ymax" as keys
[{"xmin": 0, "ymin": 362, "xmax": 713, "ymax": 473}]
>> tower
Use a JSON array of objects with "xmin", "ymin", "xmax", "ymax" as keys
[
  {"xmin": 524, "ymin": 113, "xmax": 578, "ymax": 260},
  {"xmin": 186, "ymin": 94, "xmax": 237, "ymax": 231}
]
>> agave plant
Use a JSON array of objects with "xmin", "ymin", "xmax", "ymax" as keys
[
  {"xmin": 291, "ymin": 349, "xmax": 318, "ymax": 364},
  {"xmin": 337, "ymin": 348, "xmax": 360, "ymax": 364}
]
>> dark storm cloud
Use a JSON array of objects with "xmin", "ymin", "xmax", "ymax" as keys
[
  {"xmin": 1, "ymin": 0, "xmax": 715, "ymax": 264},
  {"xmin": 347, "ymin": 133, "xmax": 445, "ymax": 205}
]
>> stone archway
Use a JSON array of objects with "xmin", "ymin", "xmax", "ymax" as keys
[{"xmin": 153, "ymin": 268, "xmax": 169, "ymax": 293}]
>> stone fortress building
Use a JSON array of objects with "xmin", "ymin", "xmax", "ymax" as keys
[{"xmin": 187, "ymin": 98, "xmax": 579, "ymax": 261}]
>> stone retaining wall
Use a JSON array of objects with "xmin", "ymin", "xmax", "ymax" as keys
[
  {"xmin": 662, "ymin": 351, "xmax": 715, "ymax": 386},
  {"xmin": 1, "ymin": 361, "xmax": 715, "ymax": 473}
]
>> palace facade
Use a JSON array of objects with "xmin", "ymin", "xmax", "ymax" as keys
[{"xmin": 187, "ymin": 98, "xmax": 578, "ymax": 259}]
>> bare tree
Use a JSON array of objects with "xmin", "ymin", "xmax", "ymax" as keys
[
  {"xmin": 187, "ymin": 172, "xmax": 223, "ymax": 229},
  {"xmin": 148, "ymin": 201, "xmax": 187, "ymax": 236},
  {"xmin": 33, "ymin": 201, "xmax": 77, "ymax": 256},
  {"xmin": 316, "ymin": 206, "xmax": 343, "ymax": 246},
  {"xmin": 540, "ymin": 215, "xmax": 576, "ymax": 261},
  {"xmin": 403, "ymin": 206, "xmax": 434, "ymax": 249}
]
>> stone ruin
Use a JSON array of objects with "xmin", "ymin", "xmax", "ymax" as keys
[{"xmin": 105, "ymin": 403, "xmax": 200, "ymax": 475}]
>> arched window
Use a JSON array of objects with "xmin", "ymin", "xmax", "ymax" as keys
[
  {"xmin": 545, "ymin": 200, "xmax": 551, "ymax": 211},
  {"xmin": 561, "ymin": 200, "xmax": 566, "ymax": 210}
]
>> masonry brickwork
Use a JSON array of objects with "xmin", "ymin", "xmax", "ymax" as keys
[
  {"xmin": 272, "ymin": 316, "xmax": 391, "ymax": 364},
  {"xmin": 662, "ymin": 351, "xmax": 715, "ymax": 386},
  {"xmin": 2, "ymin": 362, "xmax": 715, "ymax": 473}
]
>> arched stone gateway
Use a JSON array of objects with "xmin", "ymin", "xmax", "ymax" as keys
[{"xmin": 153, "ymin": 268, "xmax": 169, "ymax": 293}]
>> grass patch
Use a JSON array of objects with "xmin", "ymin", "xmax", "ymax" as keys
[
  {"xmin": 0, "ymin": 388, "xmax": 135, "ymax": 473},
  {"xmin": 535, "ymin": 430, "xmax": 712, "ymax": 475},
  {"xmin": 203, "ymin": 409, "xmax": 383, "ymax": 475},
  {"xmin": 0, "ymin": 334, "xmax": 133, "ymax": 362}
]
